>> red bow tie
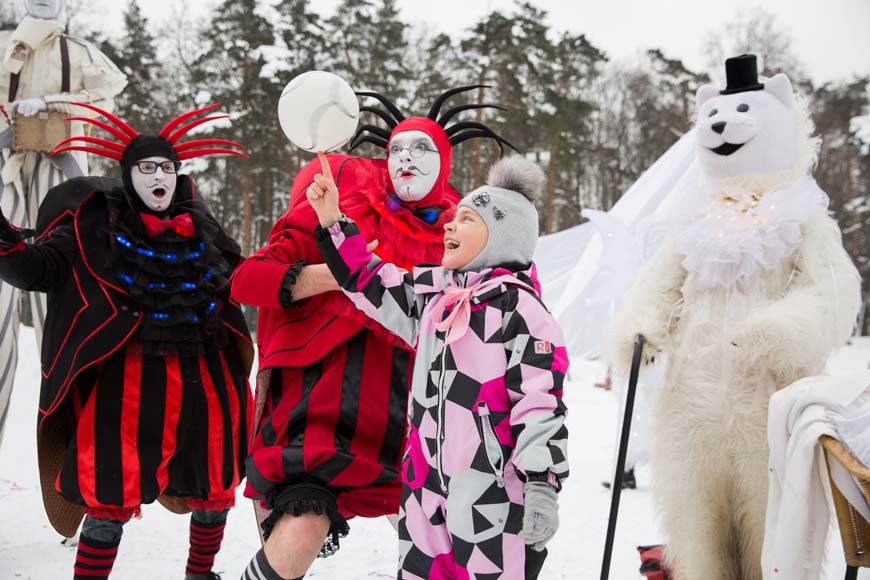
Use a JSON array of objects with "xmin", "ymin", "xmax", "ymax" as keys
[{"xmin": 139, "ymin": 212, "xmax": 195, "ymax": 238}]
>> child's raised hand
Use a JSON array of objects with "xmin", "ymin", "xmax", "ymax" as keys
[{"xmin": 308, "ymin": 152, "xmax": 342, "ymax": 228}]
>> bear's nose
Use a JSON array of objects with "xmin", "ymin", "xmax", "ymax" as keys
[{"xmin": 711, "ymin": 122, "xmax": 726, "ymax": 134}]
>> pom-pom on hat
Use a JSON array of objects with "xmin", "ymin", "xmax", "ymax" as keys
[{"xmin": 457, "ymin": 155, "xmax": 545, "ymax": 272}]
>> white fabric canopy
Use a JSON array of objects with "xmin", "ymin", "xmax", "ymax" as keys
[{"xmin": 535, "ymin": 129, "xmax": 703, "ymax": 359}]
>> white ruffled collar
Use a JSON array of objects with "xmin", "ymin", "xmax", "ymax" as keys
[{"xmin": 670, "ymin": 177, "xmax": 829, "ymax": 290}]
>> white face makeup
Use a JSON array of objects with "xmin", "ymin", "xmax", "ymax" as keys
[
  {"xmin": 23, "ymin": 0, "xmax": 63, "ymax": 20},
  {"xmin": 131, "ymin": 156, "xmax": 178, "ymax": 213},
  {"xmin": 387, "ymin": 130, "xmax": 441, "ymax": 203}
]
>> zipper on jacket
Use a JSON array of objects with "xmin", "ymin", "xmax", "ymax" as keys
[
  {"xmin": 477, "ymin": 402, "xmax": 505, "ymax": 488},
  {"xmin": 436, "ymin": 329, "xmax": 449, "ymax": 493}
]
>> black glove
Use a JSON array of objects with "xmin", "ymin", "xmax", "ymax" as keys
[{"xmin": 0, "ymin": 206, "xmax": 35, "ymax": 248}]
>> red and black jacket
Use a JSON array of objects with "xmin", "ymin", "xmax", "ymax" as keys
[
  {"xmin": 0, "ymin": 175, "xmax": 253, "ymax": 426},
  {"xmin": 231, "ymin": 154, "xmax": 458, "ymax": 371}
]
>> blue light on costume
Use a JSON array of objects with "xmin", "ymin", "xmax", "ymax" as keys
[
  {"xmin": 186, "ymin": 314, "xmax": 201, "ymax": 323},
  {"xmin": 182, "ymin": 282, "xmax": 196, "ymax": 290},
  {"xmin": 203, "ymin": 271, "xmax": 213, "ymax": 281},
  {"xmin": 114, "ymin": 234, "xmax": 207, "ymax": 263},
  {"xmin": 114, "ymin": 234, "xmax": 134, "ymax": 249},
  {"xmin": 418, "ymin": 208, "xmax": 439, "ymax": 224},
  {"xmin": 119, "ymin": 273, "xmax": 133, "ymax": 285},
  {"xmin": 207, "ymin": 301, "xmax": 217, "ymax": 312},
  {"xmin": 152, "ymin": 312, "xmax": 170, "ymax": 320}
]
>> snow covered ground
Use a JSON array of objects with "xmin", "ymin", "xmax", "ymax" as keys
[{"xmin": 1, "ymin": 325, "xmax": 868, "ymax": 579}]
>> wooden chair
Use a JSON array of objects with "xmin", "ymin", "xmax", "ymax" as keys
[{"xmin": 820, "ymin": 435, "xmax": 870, "ymax": 580}]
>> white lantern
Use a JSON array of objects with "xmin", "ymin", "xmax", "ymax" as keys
[{"xmin": 277, "ymin": 71, "xmax": 360, "ymax": 153}]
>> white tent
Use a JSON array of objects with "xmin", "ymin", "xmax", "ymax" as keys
[{"xmin": 535, "ymin": 130, "xmax": 702, "ymax": 360}]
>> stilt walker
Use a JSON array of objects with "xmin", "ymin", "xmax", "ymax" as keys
[{"xmin": 0, "ymin": 0, "xmax": 126, "ymax": 444}]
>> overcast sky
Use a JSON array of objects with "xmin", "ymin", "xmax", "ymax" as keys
[{"xmin": 94, "ymin": 0, "xmax": 869, "ymax": 84}]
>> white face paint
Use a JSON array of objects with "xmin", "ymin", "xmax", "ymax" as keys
[
  {"xmin": 23, "ymin": 0, "xmax": 64, "ymax": 20},
  {"xmin": 131, "ymin": 156, "xmax": 178, "ymax": 213},
  {"xmin": 387, "ymin": 130, "xmax": 441, "ymax": 203}
]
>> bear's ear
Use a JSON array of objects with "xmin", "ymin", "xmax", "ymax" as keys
[
  {"xmin": 765, "ymin": 73, "xmax": 795, "ymax": 108},
  {"xmin": 696, "ymin": 83, "xmax": 719, "ymax": 110}
]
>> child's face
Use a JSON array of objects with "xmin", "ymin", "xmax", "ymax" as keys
[{"xmin": 442, "ymin": 206, "xmax": 488, "ymax": 270}]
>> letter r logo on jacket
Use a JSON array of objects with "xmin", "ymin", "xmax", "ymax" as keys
[{"xmin": 534, "ymin": 341, "xmax": 553, "ymax": 354}]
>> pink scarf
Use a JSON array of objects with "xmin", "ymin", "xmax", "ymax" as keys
[{"xmin": 430, "ymin": 274, "xmax": 536, "ymax": 344}]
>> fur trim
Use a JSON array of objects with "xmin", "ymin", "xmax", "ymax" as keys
[{"xmin": 486, "ymin": 155, "xmax": 546, "ymax": 202}]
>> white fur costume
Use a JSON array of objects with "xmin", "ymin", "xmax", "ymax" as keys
[{"xmin": 606, "ymin": 66, "xmax": 861, "ymax": 580}]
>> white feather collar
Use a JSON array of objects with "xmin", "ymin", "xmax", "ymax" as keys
[{"xmin": 670, "ymin": 177, "xmax": 829, "ymax": 290}]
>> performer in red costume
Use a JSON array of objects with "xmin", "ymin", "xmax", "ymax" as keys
[
  {"xmin": 0, "ymin": 103, "xmax": 253, "ymax": 580},
  {"xmin": 232, "ymin": 86, "xmax": 514, "ymax": 580}
]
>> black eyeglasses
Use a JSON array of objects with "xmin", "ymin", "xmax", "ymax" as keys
[
  {"xmin": 388, "ymin": 142, "xmax": 437, "ymax": 159},
  {"xmin": 134, "ymin": 160, "xmax": 182, "ymax": 174}
]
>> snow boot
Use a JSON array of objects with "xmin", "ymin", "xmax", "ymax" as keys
[{"xmin": 601, "ymin": 467, "xmax": 637, "ymax": 490}]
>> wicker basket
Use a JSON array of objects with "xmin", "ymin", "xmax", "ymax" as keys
[
  {"xmin": 12, "ymin": 111, "xmax": 70, "ymax": 154},
  {"xmin": 821, "ymin": 435, "xmax": 870, "ymax": 567}
]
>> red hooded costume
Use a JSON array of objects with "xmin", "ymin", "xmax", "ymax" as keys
[{"xmin": 230, "ymin": 87, "xmax": 514, "ymax": 550}]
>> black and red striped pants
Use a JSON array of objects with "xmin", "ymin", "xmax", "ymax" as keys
[
  {"xmin": 59, "ymin": 341, "xmax": 252, "ymax": 519},
  {"xmin": 244, "ymin": 330, "xmax": 410, "ymax": 519}
]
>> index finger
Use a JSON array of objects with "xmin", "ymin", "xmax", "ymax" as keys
[{"xmin": 317, "ymin": 151, "xmax": 334, "ymax": 183}]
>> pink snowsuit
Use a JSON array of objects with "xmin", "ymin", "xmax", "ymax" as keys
[{"xmin": 317, "ymin": 219, "xmax": 569, "ymax": 579}]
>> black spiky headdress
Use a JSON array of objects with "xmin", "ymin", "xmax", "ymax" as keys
[{"xmin": 348, "ymin": 84, "xmax": 515, "ymax": 154}]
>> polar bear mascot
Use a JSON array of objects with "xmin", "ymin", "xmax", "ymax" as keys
[{"xmin": 606, "ymin": 54, "xmax": 862, "ymax": 580}]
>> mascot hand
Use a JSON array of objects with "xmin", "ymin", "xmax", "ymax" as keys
[
  {"xmin": 627, "ymin": 326, "xmax": 666, "ymax": 367},
  {"xmin": 0, "ymin": 206, "xmax": 35, "ymax": 247},
  {"xmin": 520, "ymin": 481, "xmax": 559, "ymax": 551},
  {"xmin": 308, "ymin": 152, "xmax": 342, "ymax": 228},
  {"xmin": 10, "ymin": 97, "xmax": 47, "ymax": 117}
]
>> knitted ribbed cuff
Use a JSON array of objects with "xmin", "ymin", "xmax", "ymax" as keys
[{"xmin": 277, "ymin": 260, "xmax": 306, "ymax": 308}]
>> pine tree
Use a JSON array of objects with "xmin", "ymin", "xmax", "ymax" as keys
[
  {"xmin": 192, "ymin": 0, "xmax": 280, "ymax": 255},
  {"xmin": 810, "ymin": 78, "xmax": 870, "ymax": 332},
  {"xmin": 538, "ymin": 31, "xmax": 606, "ymax": 232},
  {"xmin": 102, "ymin": 0, "xmax": 164, "ymax": 132},
  {"xmin": 324, "ymin": 0, "xmax": 410, "ymax": 98}
]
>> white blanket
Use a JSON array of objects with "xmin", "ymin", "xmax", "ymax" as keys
[{"xmin": 763, "ymin": 370, "xmax": 870, "ymax": 580}]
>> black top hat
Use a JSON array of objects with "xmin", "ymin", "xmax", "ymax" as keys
[{"xmin": 721, "ymin": 54, "xmax": 765, "ymax": 95}]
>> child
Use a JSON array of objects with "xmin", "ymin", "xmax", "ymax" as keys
[{"xmin": 308, "ymin": 153, "xmax": 569, "ymax": 579}]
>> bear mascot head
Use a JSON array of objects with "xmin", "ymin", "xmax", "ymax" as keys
[{"xmin": 693, "ymin": 54, "xmax": 820, "ymax": 189}]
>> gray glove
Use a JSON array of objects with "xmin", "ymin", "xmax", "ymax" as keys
[{"xmin": 519, "ymin": 480, "xmax": 559, "ymax": 551}]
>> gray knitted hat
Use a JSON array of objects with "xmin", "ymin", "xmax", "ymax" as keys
[{"xmin": 458, "ymin": 155, "xmax": 545, "ymax": 272}]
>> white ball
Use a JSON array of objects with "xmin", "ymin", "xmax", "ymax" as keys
[{"xmin": 278, "ymin": 71, "xmax": 360, "ymax": 153}]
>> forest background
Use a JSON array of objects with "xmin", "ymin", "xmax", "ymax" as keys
[{"xmin": 3, "ymin": 0, "xmax": 868, "ymax": 332}]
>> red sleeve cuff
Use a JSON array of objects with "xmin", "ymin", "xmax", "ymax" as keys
[{"xmin": 0, "ymin": 240, "xmax": 25, "ymax": 256}]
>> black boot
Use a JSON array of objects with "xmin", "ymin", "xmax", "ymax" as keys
[
  {"xmin": 601, "ymin": 467, "xmax": 637, "ymax": 490},
  {"xmin": 186, "ymin": 572, "xmax": 222, "ymax": 580}
]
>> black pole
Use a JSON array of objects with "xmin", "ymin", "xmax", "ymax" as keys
[
  {"xmin": 599, "ymin": 334, "xmax": 645, "ymax": 580},
  {"xmin": 845, "ymin": 565, "xmax": 858, "ymax": 580}
]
